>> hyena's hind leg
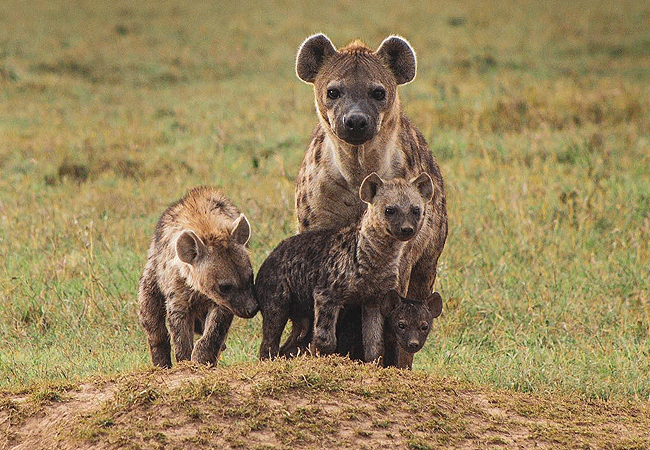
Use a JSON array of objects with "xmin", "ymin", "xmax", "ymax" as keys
[
  {"xmin": 138, "ymin": 267, "xmax": 172, "ymax": 368},
  {"xmin": 280, "ymin": 316, "xmax": 313, "ymax": 357},
  {"xmin": 361, "ymin": 302, "xmax": 385, "ymax": 363},
  {"xmin": 192, "ymin": 305, "xmax": 234, "ymax": 365}
]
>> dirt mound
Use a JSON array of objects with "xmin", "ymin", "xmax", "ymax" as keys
[{"xmin": 2, "ymin": 357, "xmax": 649, "ymax": 449}]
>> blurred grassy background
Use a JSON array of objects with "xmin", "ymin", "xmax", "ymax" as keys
[{"xmin": 1, "ymin": 0, "xmax": 649, "ymax": 399}]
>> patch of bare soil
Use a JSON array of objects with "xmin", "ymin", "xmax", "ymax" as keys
[{"xmin": 1, "ymin": 357, "xmax": 649, "ymax": 450}]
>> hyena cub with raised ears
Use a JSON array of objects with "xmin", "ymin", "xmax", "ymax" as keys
[
  {"xmin": 138, "ymin": 186, "xmax": 257, "ymax": 368},
  {"xmin": 336, "ymin": 290, "xmax": 442, "ymax": 369},
  {"xmin": 382, "ymin": 290, "xmax": 442, "ymax": 368},
  {"xmin": 256, "ymin": 172, "xmax": 433, "ymax": 362}
]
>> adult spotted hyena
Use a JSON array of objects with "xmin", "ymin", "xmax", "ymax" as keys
[
  {"xmin": 294, "ymin": 33, "xmax": 447, "ymax": 302},
  {"xmin": 294, "ymin": 34, "xmax": 448, "ymax": 367},
  {"xmin": 138, "ymin": 186, "xmax": 257, "ymax": 368}
]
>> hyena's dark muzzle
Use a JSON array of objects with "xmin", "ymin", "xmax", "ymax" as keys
[
  {"xmin": 340, "ymin": 109, "xmax": 375, "ymax": 145},
  {"xmin": 328, "ymin": 85, "xmax": 384, "ymax": 146},
  {"xmin": 227, "ymin": 287, "xmax": 259, "ymax": 319}
]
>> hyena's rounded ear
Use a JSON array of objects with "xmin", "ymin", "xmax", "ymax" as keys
[
  {"xmin": 359, "ymin": 172, "xmax": 384, "ymax": 204},
  {"xmin": 296, "ymin": 33, "xmax": 337, "ymax": 83},
  {"xmin": 427, "ymin": 291, "xmax": 443, "ymax": 319},
  {"xmin": 176, "ymin": 230, "xmax": 204, "ymax": 265},
  {"xmin": 411, "ymin": 172, "xmax": 434, "ymax": 203},
  {"xmin": 230, "ymin": 214, "xmax": 251, "ymax": 246},
  {"xmin": 381, "ymin": 289, "xmax": 402, "ymax": 316},
  {"xmin": 376, "ymin": 35, "xmax": 417, "ymax": 85}
]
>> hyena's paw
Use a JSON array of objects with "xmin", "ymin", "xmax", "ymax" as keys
[
  {"xmin": 191, "ymin": 344, "xmax": 219, "ymax": 366},
  {"xmin": 313, "ymin": 330, "xmax": 337, "ymax": 355},
  {"xmin": 149, "ymin": 342, "xmax": 172, "ymax": 368}
]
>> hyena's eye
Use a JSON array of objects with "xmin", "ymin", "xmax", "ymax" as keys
[
  {"xmin": 398, "ymin": 321, "xmax": 407, "ymax": 330},
  {"xmin": 411, "ymin": 206, "xmax": 421, "ymax": 217},
  {"xmin": 327, "ymin": 88, "xmax": 341, "ymax": 99},
  {"xmin": 372, "ymin": 87, "xmax": 386, "ymax": 101},
  {"xmin": 218, "ymin": 284, "xmax": 234, "ymax": 295},
  {"xmin": 420, "ymin": 323, "xmax": 429, "ymax": 331},
  {"xmin": 385, "ymin": 206, "xmax": 396, "ymax": 216}
]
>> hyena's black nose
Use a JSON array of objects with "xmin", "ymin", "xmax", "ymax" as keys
[
  {"xmin": 407, "ymin": 340, "xmax": 420, "ymax": 351},
  {"xmin": 401, "ymin": 226, "xmax": 414, "ymax": 237},
  {"xmin": 245, "ymin": 304, "xmax": 259, "ymax": 318},
  {"xmin": 344, "ymin": 113, "xmax": 369, "ymax": 131}
]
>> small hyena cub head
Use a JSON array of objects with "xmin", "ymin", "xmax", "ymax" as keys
[
  {"xmin": 176, "ymin": 214, "xmax": 257, "ymax": 318},
  {"xmin": 296, "ymin": 34, "xmax": 416, "ymax": 145},
  {"xmin": 360, "ymin": 172, "xmax": 433, "ymax": 241},
  {"xmin": 382, "ymin": 290, "xmax": 443, "ymax": 353}
]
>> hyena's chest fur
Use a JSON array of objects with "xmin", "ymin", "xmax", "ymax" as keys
[
  {"xmin": 296, "ymin": 119, "xmax": 440, "ymax": 232},
  {"xmin": 296, "ymin": 118, "xmax": 446, "ymax": 296}
]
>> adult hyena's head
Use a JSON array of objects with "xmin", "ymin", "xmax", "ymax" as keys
[
  {"xmin": 381, "ymin": 290, "xmax": 443, "ymax": 353},
  {"xmin": 175, "ymin": 215, "xmax": 258, "ymax": 319},
  {"xmin": 296, "ymin": 34, "xmax": 416, "ymax": 146},
  {"xmin": 359, "ymin": 172, "xmax": 433, "ymax": 242}
]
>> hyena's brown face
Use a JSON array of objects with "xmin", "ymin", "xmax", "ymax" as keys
[
  {"xmin": 296, "ymin": 34, "xmax": 416, "ymax": 146},
  {"xmin": 176, "ymin": 215, "xmax": 258, "ymax": 319},
  {"xmin": 315, "ymin": 56, "xmax": 396, "ymax": 146},
  {"xmin": 360, "ymin": 172, "xmax": 434, "ymax": 242},
  {"xmin": 381, "ymin": 290, "xmax": 443, "ymax": 354}
]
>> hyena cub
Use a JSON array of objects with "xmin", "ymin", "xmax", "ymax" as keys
[
  {"xmin": 138, "ymin": 186, "xmax": 257, "ymax": 368},
  {"xmin": 336, "ymin": 290, "xmax": 443, "ymax": 369},
  {"xmin": 382, "ymin": 290, "xmax": 442, "ymax": 368},
  {"xmin": 256, "ymin": 172, "xmax": 433, "ymax": 362}
]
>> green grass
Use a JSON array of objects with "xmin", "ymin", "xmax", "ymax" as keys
[{"xmin": 1, "ymin": 0, "xmax": 649, "ymax": 403}]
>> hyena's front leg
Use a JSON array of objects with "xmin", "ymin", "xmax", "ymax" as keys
[
  {"xmin": 406, "ymin": 258, "xmax": 437, "ymax": 301},
  {"xmin": 138, "ymin": 267, "xmax": 172, "ymax": 368},
  {"xmin": 312, "ymin": 290, "xmax": 341, "ymax": 355},
  {"xmin": 192, "ymin": 304, "xmax": 234, "ymax": 365},
  {"xmin": 259, "ymin": 295, "xmax": 291, "ymax": 360},
  {"xmin": 166, "ymin": 291, "xmax": 194, "ymax": 363},
  {"xmin": 362, "ymin": 302, "xmax": 385, "ymax": 363}
]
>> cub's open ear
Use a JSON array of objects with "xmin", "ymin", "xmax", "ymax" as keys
[
  {"xmin": 230, "ymin": 214, "xmax": 251, "ymax": 246},
  {"xmin": 176, "ymin": 230, "xmax": 204, "ymax": 265},
  {"xmin": 359, "ymin": 172, "xmax": 384, "ymax": 204},
  {"xmin": 381, "ymin": 290, "xmax": 402, "ymax": 316},
  {"xmin": 296, "ymin": 33, "xmax": 337, "ymax": 83},
  {"xmin": 427, "ymin": 291, "xmax": 443, "ymax": 318},
  {"xmin": 375, "ymin": 35, "xmax": 416, "ymax": 85},
  {"xmin": 411, "ymin": 172, "xmax": 434, "ymax": 203}
]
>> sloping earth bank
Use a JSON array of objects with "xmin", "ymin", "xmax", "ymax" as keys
[{"xmin": 1, "ymin": 357, "xmax": 649, "ymax": 449}]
